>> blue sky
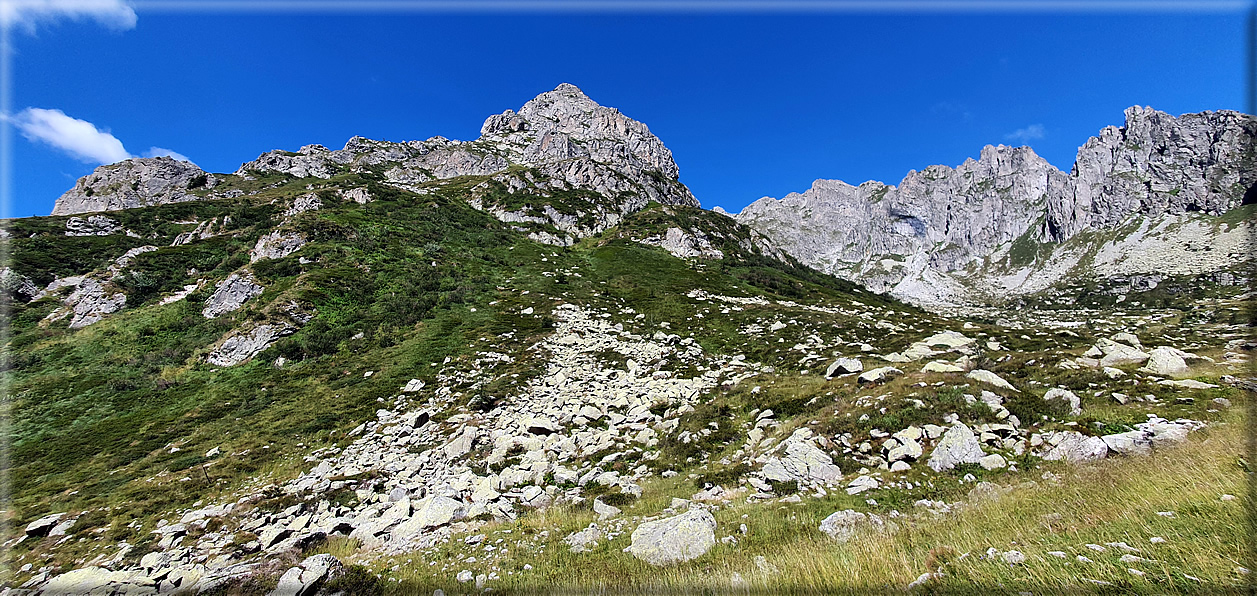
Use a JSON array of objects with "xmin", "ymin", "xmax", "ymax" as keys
[{"xmin": 4, "ymin": 2, "xmax": 1250, "ymax": 217}]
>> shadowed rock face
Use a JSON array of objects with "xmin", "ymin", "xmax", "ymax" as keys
[
  {"xmin": 52, "ymin": 157, "xmax": 215, "ymax": 216},
  {"xmin": 736, "ymin": 107, "xmax": 1257, "ymax": 304}
]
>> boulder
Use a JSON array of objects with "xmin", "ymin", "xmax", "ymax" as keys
[
  {"xmin": 593, "ymin": 499, "xmax": 621, "ymax": 520},
  {"xmin": 202, "ymin": 272, "xmax": 264, "ymax": 319},
  {"xmin": 1042, "ymin": 432, "xmax": 1108, "ymax": 463},
  {"xmin": 1042, "ymin": 388, "xmax": 1081, "ymax": 416},
  {"xmin": 922, "ymin": 361, "xmax": 964, "ymax": 373},
  {"xmin": 250, "ymin": 231, "xmax": 306, "ymax": 263},
  {"xmin": 1095, "ymin": 338, "xmax": 1150, "ymax": 367},
  {"xmin": 818, "ymin": 509, "xmax": 885, "ymax": 542},
  {"xmin": 926, "ymin": 423, "xmax": 985, "ymax": 472},
  {"xmin": 624, "ymin": 508, "xmax": 716, "ymax": 566},
  {"xmin": 825, "ymin": 357, "xmax": 863, "ymax": 378},
  {"xmin": 206, "ymin": 323, "xmax": 295, "ymax": 367},
  {"xmin": 760, "ymin": 430, "xmax": 842, "ymax": 485},
  {"xmin": 40, "ymin": 567, "xmax": 149, "ymax": 595},
  {"xmin": 1140, "ymin": 347, "xmax": 1189, "ymax": 376},
  {"xmin": 858, "ymin": 366, "xmax": 903, "ymax": 385},
  {"xmin": 268, "ymin": 554, "xmax": 344, "ymax": 596},
  {"xmin": 564, "ymin": 524, "xmax": 603, "ymax": 553},
  {"xmin": 966, "ymin": 369, "xmax": 1019, "ymax": 392},
  {"xmin": 1101, "ymin": 430, "xmax": 1152, "ymax": 456},
  {"xmin": 24, "ymin": 513, "xmax": 65, "ymax": 538}
]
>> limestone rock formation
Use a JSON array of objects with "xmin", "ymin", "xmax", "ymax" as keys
[
  {"xmin": 52, "ymin": 157, "xmax": 216, "ymax": 216},
  {"xmin": 232, "ymin": 84, "xmax": 698, "ymax": 238},
  {"xmin": 736, "ymin": 107, "xmax": 1257, "ymax": 305}
]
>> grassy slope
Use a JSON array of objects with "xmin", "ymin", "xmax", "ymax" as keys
[{"xmin": 1, "ymin": 175, "xmax": 904, "ymax": 566}]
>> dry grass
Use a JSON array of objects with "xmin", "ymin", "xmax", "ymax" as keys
[{"xmin": 345, "ymin": 410, "xmax": 1251, "ymax": 594}]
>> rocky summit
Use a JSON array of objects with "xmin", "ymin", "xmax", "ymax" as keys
[
  {"xmin": 736, "ymin": 106, "xmax": 1256, "ymax": 306},
  {"xmin": 3, "ymin": 86, "xmax": 1251, "ymax": 594}
]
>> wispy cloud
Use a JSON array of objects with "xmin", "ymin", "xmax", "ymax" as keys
[
  {"xmin": 929, "ymin": 101, "xmax": 973, "ymax": 121},
  {"xmin": 7, "ymin": 107, "xmax": 190, "ymax": 165},
  {"xmin": 1, "ymin": 0, "xmax": 137, "ymax": 31},
  {"xmin": 142, "ymin": 146, "xmax": 191, "ymax": 162},
  {"xmin": 1004, "ymin": 123, "xmax": 1045, "ymax": 144}
]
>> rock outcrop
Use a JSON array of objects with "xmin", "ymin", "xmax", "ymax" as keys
[
  {"xmin": 51, "ymin": 85, "xmax": 697, "ymax": 241},
  {"xmin": 232, "ymin": 84, "xmax": 697, "ymax": 239},
  {"xmin": 52, "ymin": 157, "xmax": 216, "ymax": 216},
  {"xmin": 736, "ymin": 107, "xmax": 1257, "ymax": 305}
]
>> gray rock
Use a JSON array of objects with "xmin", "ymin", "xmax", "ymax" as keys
[
  {"xmin": 1095, "ymin": 338, "xmax": 1150, "ymax": 367},
  {"xmin": 268, "ymin": 554, "xmax": 344, "ymax": 596},
  {"xmin": 206, "ymin": 323, "xmax": 296, "ymax": 367},
  {"xmin": 966, "ymin": 369, "xmax": 1019, "ymax": 393},
  {"xmin": 1043, "ymin": 388, "xmax": 1082, "ymax": 416},
  {"xmin": 1101, "ymin": 430, "xmax": 1152, "ymax": 456},
  {"xmin": 927, "ymin": 423, "xmax": 986, "ymax": 472},
  {"xmin": 593, "ymin": 499, "xmax": 621, "ymax": 520},
  {"xmin": 39, "ymin": 566, "xmax": 149, "ymax": 595},
  {"xmin": 624, "ymin": 508, "xmax": 716, "ymax": 566},
  {"xmin": 637, "ymin": 227, "xmax": 724, "ymax": 259},
  {"xmin": 202, "ymin": 272, "xmax": 265, "ymax": 318},
  {"xmin": 564, "ymin": 523, "xmax": 603, "ymax": 553},
  {"xmin": 64, "ymin": 215, "xmax": 122, "ymax": 236},
  {"xmin": 53, "ymin": 157, "xmax": 216, "ymax": 215},
  {"xmin": 62, "ymin": 277, "xmax": 127, "ymax": 329},
  {"xmin": 735, "ymin": 107, "xmax": 1256, "ymax": 306},
  {"xmin": 1043, "ymin": 432, "xmax": 1109, "ymax": 463},
  {"xmin": 250, "ymin": 231, "xmax": 306, "ymax": 263},
  {"xmin": 24, "ymin": 513, "xmax": 65, "ymax": 537},
  {"xmin": 825, "ymin": 357, "xmax": 863, "ymax": 378},
  {"xmin": 1140, "ymin": 346, "xmax": 1189, "ymax": 376},
  {"xmin": 818, "ymin": 509, "xmax": 884, "ymax": 543},
  {"xmin": 857, "ymin": 366, "xmax": 903, "ymax": 385},
  {"xmin": 0, "ymin": 267, "xmax": 39, "ymax": 301},
  {"xmin": 760, "ymin": 430, "xmax": 842, "ymax": 485}
]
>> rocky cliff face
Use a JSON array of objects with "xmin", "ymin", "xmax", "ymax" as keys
[
  {"xmin": 51, "ymin": 157, "xmax": 217, "ymax": 216},
  {"xmin": 737, "ymin": 107, "xmax": 1257, "ymax": 305},
  {"xmin": 50, "ymin": 85, "xmax": 697, "ymax": 233}
]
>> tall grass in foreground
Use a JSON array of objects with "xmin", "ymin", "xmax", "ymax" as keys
[{"xmin": 356, "ymin": 415, "xmax": 1249, "ymax": 594}]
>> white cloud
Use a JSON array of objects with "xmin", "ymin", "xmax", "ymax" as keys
[
  {"xmin": 1, "ymin": 0, "xmax": 136, "ymax": 31},
  {"xmin": 7, "ymin": 107, "xmax": 191, "ymax": 165},
  {"xmin": 9, "ymin": 107, "xmax": 130, "ymax": 164},
  {"xmin": 1004, "ymin": 124, "xmax": 1046, "ymax": 144}
]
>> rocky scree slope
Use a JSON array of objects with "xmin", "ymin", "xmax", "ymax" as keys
[
  {"xmin": 735, "ymin": 107, "xmax": 1257, "ymax": 306},
  {"xmin": 52, "ymin": 84, "xmax": 697, "ymax": 247}
]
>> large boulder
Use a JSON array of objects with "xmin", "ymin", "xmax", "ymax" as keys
[
  {"xmin": 1139, "ymin": 347, "xmax": 1189, "ymax": 376},
  {"xmin": 624, "ymin": 508, "xmax": 716, "ymax": 566},
  {"xmin": 268, "ymin": 554, "xmax": 344, "ymax": 596},
  {"xmin": 858, "ymin": 366, "xmax": 903, "ymax": 385},
  {"xmin": 966, "ymin": 369, "xmax": 1019, "ymax": 393},
  {"xmin": 926, "ymin": 423, "xmax": 985, "ymax": 472},
  {"xmin": 760, "ymin": 429, "xmax": 842, "ymax": 486},
  {"xmin": 24, "ymin": 513, "xmax": 65, "ymax": 538},
  {"xmin": 825, "ymin": 357, "xmax": 863, "ymax": 378},
  {"xmin": 1042, "ymin": 431, "xmax": 1108, "ymax": 463},
  {"xmin": 206, "ymin": 323, "xmax": 295, "ymax": 367},
  {"xmin": 1042, "ymin": 388, "xmax": 1081, "ymax": 416},
  {"xmin": 1094, "ymin": 338, "xmax": 1150, "ymax": 367},
  {"xmin": 818, "ymin": 509, "xmax": 886, "ymax": 543}
]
